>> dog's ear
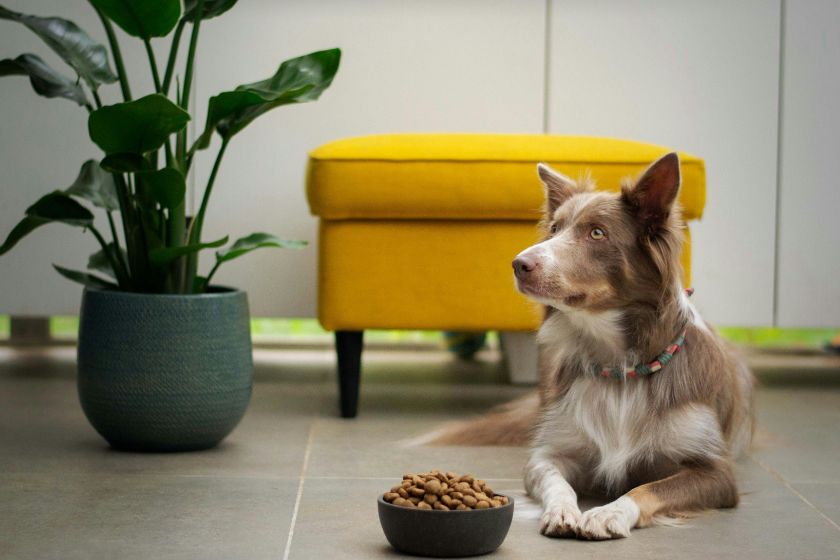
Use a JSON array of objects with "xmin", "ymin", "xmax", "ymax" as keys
[
  {"xmin": 537, "ymin": 163, "xmax": 576, "ymax": 212},
  {"xmin": 622, "ymin": 152, "xmax": 681, "ymax": 226}
]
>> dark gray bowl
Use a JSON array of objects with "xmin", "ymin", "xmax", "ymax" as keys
[{"xmin": 377, "ymin": 495, "xmax": 514, "ymax": 557}]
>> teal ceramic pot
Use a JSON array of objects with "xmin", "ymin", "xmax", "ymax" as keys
[{"xmin": 77, "ymin": 287, "xmax": 253, "ymax": 452}]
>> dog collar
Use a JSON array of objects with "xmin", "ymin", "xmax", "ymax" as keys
[{"xmin": 592, "ymin": 288, "xmax": 693, "ymax": 380}]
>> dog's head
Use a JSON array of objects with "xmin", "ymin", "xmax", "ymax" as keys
[{"xmin": 513, "ymin": 153, "xmax": 684, "ymax": 312}]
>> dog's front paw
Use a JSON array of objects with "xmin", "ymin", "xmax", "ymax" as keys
[
  {"xmin": 576, "ymin": 497, "xmax": 640, "ymax": 540},
  {"xmin": 540, "ymin": 503, "xmax": 581, "ymax": 538}
]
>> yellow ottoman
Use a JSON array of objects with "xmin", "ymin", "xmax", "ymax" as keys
[{"xmin": 306, "ymin": 134, "xmax": 705, "ymax": 417}]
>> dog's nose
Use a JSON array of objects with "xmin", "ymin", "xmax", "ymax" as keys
[{"xmin": 513, "ymin": 255, "xmax": 537, "ymax": 278}]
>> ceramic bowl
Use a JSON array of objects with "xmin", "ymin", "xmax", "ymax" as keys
[{"xmin": 377, "ymin": 495, "xmax": 514, "ymax": 557}]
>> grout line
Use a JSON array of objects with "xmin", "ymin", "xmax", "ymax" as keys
[
  {"xmin": 771, "ymin": 0, "xmax": 786, "ymax": 327},
  {"xmin": 282, "ymin": 422, "xmax": 316, "ymax": 560},
  {"xmin": 750, "ymin": 455, "xmax": 840, "ymax": 532}
]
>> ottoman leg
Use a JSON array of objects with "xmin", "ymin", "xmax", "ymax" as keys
[
  {"xmin": 499, "ymin": 331, "xmax": 538, "ymax": 385},
  {"xmin": 335, "ymin": 330, "xmax": 363, "ymax": 418}
]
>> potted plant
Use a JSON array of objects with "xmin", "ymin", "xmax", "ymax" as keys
[{"xmin": 0, "ymin": 1, "xmax": 340, "ymax": 451}]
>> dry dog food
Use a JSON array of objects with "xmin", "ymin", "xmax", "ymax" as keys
[{"xmin": 383, "ymin": 470, "xmax": 509, "ymax": 511}]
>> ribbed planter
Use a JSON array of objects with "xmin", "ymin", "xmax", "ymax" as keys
[{"xmin": 77, "ymin": 287, "xmax": 253, "ymax": 452}]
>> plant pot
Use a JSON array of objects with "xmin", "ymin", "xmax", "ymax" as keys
[{"xmin": 77, "ymin": 286, "xmax": 253, "ymax": 452}]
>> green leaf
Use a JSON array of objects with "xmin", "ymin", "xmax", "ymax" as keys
[
  {"xmin": 53, "ymin": 264, "xmax": 117, "ymax": 289},
  {"xmin": 0, "ymin": 216, "xmax": 49, "ymax": 256},
  {"xmin": 197, "ymin": 48, "xmax": 340, "ymax": 149},
  {"xmin": 87, "ymin": 243, "xmax": 126, "ymax": 279},
  {"xmin": 183, "ymin": 0, "xmax": 238, "ymax": 22},
  {"xmin": 88, "ymin": 94, "xmax": 190, "ymax": 154},
  {"xmin": 88, "ymin": 0, "xmax": 181, "ymax": 38},
  {"xmin": 100, "ymin": 153, "xmax": 153, "ymax": 173},
  {"xmin": 0, "ymin": 6, "xmax": 117, "ymax": 88},
  {"xmin": 65, "ymin": 160, "xmax": 119, "ymax": 211},
  {"xmin": 216, "ymin": 232, "xmax": 306, "ymax": 263},
  {"xmin": 137, "ymin": 167, "xmax": 185, "ymax": 209},
  {"xmin": 148, "ymin": 235, "xmax": 228, "ymax": 267},
  {"xmin": 0, "ymin": 171, "xmax": 102, "ymax": 256},
  {"xmin": 26, "ymin": 191, "xmax": 93, "ymax": 226},
  {"xmin": 0, "ymin": 53, "xmax": 88, "ymax": 106}
]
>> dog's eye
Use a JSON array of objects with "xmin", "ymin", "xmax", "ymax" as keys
[
  {"xmin": 590, "ymin": 227, "xmax": 606, "ymax": 240},
  {"xmin": 550, "ymin": 223, "xmax": 559, "ymax": 234}
]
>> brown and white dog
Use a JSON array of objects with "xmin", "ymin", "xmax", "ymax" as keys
[{"xmin": 428, "ymin": 153, "xmax": 755, "ymax": 540}]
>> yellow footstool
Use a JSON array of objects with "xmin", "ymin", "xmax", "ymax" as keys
[{"xmin": 306, "ymin": 134, "xmax": 705, "ymax": 417}]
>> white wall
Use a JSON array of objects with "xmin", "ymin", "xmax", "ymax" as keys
[
  {"xmin": 0, "ymin": 0, "xmax": 173, "ymax": 315},
  {"xmin": 193, "ymin": 0, "xmax": 546, "ymax": 317},
  {"xmin": 0, "ymin": 0, "xmax": 545, "ymax": 317},
  {"xmin": 0, "ymin": 0, "xmax": 837, "ymax": 327}
]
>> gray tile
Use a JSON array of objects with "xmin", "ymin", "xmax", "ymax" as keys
[
  {"xmin": 752, "ymin": 387, "xmax": 840, "ymax": 483},
  {"xmin": 0, "ymin": 473, "xmax": 298, "ymax": 560},
  {"xmin": 792, "ymin": 482, "xmax": 840, "ymax": 527},
  {"xmin": 0, "ymin": 349, "xmax": 327, "ymax": 478},
  {"xmin": 3, "ymin": 346, "xmax": 840, "ymax": 559},
  {"xmin": 308, "ymin": 359, "xmax": 530, "ymax": 479},
  {"xmin": 290, "ymin": 466, "xmax": 840, "ymax": 560},
  {"xmin": 306, "ymin": 382, "xmax": 530, "ymax": 479},
  {"xmin": 307, "ymin": 424, "xmax": 529, "ymax": 480},
  {"xmin": 286, "ymin": 478, "xmax": 393, "ymax": 560}
]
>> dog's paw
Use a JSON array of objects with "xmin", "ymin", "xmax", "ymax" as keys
[
  {"xmin": 539, "ymin": 503, "xmax": 581, "ymax": 538},
  {"xmin": 576, "ymin": 497, "xmax": 640, "ymax": 540}
]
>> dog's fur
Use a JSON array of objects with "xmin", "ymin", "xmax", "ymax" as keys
[{"xmin": 426, "ymin": 153, "xmax": 755, "ymax": 540}]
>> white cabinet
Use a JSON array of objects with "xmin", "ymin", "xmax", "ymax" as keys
[
  {"xmin": 1, "ymin": 0, "xmax": 838, "ymax": 327},
  {"xmin": 546, "ymin": 0, "xmax": 782, "ymax": 326},
  {"xmin": 776, "ymin": 0, "xmax": 840, "ymax": 327}
]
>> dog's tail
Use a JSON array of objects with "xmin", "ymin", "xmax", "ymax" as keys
[{"xmin": 407, "ymin": 392, "xmax": 540, "ymax": 446}]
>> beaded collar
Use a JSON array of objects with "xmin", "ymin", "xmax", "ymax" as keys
[{"xmin": 592, "ymin": 288, "xmax": 694, "ymax": 380}]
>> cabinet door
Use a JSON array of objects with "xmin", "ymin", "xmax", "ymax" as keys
[
  {"xmin": 547, "ymin": 0, "xmax": 781, "ymax": 326},
  {"xmin": 776, "ymin": 0, "xmax": 840, "ymax": 327}
]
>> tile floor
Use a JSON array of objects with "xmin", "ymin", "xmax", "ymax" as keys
[{"xmin": 1, "ymin": 345, "xmax": 839, "ymax": 559}]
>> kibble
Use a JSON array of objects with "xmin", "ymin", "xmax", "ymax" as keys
[{"xmin": 382, "ymin": 471, "xmax": 508, "ymax": 511}]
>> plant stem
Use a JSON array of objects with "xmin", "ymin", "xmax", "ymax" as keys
[
  {"xmin": 91, "ymin": 4, "xmax": 132, "ymax": 101},
  {"xmin": 105, "ymin": 211, "xmax": 130, "ymax": 285},
  {"xmin": 143, "ymin": 39, "xmax": 162, "ymax": 93},
  {"xmin": 161, "ymin": 20, "xmax": 186, "ymax": 96},
  {"xmin": 185, "ymin": 138, "xmax": 228, "ymax": 292},
  {"xmin": 106, "ymin": 211, "xmax": 121, "ymax": 249},
  {"xmin": 175, "ymin": 1, "xmax": 204, "ymax": 185},
  {"xmin": 164, "ymin": 139, "xmax": 174, "ymax": 168},
  {"xmin": 90, "ymin": 225, "xmax": 129, "ymax": 288},
  {"xmin": 167, "ymin": 199, "xmax": 187, "ymax": 292},
  {"xmin": 202, "ymin": 258, "xmax": 222, "ymax": 291},
  {"xmin": 91, "ymin": 88, "xmax": 103, "ymax": 109},
  {"xmin": 180, "ymin": 0, "xmax": 204, "ymax": 110},
  {"xmin": 189, "ymin": 138, "xmax": 228, "ymax": 244},
  {"xmin": 113, "ymin": 173, "xmax": 138, "ymax": 290}
]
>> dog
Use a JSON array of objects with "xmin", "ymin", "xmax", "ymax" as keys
[{"xmin": 426, "ymin": 153, "xmax": 755, "ymax": 540}]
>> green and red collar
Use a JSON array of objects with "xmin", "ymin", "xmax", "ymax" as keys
[{"xmin": 592, "ymin": 288, "xmax": 693, "ymax": 380}]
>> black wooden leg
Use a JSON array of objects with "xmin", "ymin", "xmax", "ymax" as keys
[{"xmin": 335, "ymin": 330, "xmax": 363, "ymax": 418}]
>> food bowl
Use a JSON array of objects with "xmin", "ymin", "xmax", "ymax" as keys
[{"xmin": 377, "ymin": 495, "xmax": 514, "ymax": 557}]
